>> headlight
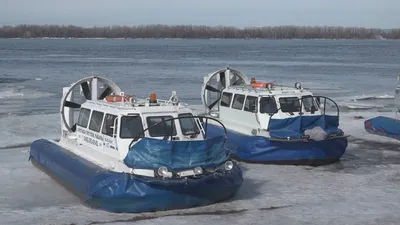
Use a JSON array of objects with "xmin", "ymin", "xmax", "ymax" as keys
[
  {"xmin": 157, "ymin": 166, "xmax": 170, "ymax": 177},
  {"xmin": 193, "ymin": 166, "xmax": 203, "ymax": 175},
  {"xmin": 224, "ymin": 161, "xmax": 234, "ymax": 171}
]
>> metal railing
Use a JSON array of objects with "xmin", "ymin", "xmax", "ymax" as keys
[{"xmin": 264, "ymin": 95, "xmax": 341, "ymax": 134}]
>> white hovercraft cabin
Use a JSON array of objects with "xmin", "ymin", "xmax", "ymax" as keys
[
  {"xmin": 60, "ymin": 76, "xmax": 208, "ymax": 177},
  {"xmin": 218, "ymin": 84, "xmax": 321, "ymax": 136},
  {"xmin": 202, "ymin": 68, "xmax": 328, "ymax": 137}
]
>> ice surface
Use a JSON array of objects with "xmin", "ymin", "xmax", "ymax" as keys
[
  {"xmin": 2, "ymin": 142, "xmax": 400, "ymax": 225},
  {"xmin": 351, "ymin": 94, "xmax": 394, "ymax": 101},
  {"xmin": 339, "ymin": 111, "xmax": 400, "ymax": 145},
  {"xmin": 0, "ymin": 86, "xmax": 54, "ymax": 100},
  {"xmin": 0, "ymin": 113, "xmax": 59, "ymax": 149},
  {"xmin": 1, "ymin": 106, "xmax": 400, "ymax": 225}
]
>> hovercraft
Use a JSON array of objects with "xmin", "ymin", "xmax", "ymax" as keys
[
  {"xmin": 199, "ymin": 68, "xmax": 349, "ymax": 165},
  {"xmin": 29, "ymin": 76, "xmax": 243, "ymax": 213},
  {"xmin": 364, "ymin": 74, "xmax": 400, "ymax": 140}
]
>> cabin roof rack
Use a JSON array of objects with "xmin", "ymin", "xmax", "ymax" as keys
[{"xmin": 227, "ymin": 85, "xmax": 272, "ymax": 94}]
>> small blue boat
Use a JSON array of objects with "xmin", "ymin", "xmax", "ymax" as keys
[
  {"xmin": 364, "ymin": 116, "xmax": 400, "ymax": 140},
  {"xmin": 364, "ymin": 74, "xmax": 400, "ymax": 141},
  {"xmin": 200, "ymin": 68, "xmax": 349, "ymax": 165},
  {"xmin": 29, "ymin": 76, "xmax": 243, "ymax": 213}
]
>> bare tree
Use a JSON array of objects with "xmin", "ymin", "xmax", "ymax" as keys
[{"xmin": 0, "ymin": 24, "xmax": 398, "ymax": 39}]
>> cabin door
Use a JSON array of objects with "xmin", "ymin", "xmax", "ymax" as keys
[
  {"xmin": 101, "ymin": 114, "xmax": 119, "ymax": 152},
  {"xmin": 257, "ymin": 112, "xmax": 270, "ymax": 130},
  {"xmin": 115, "ymin": 115, "xmax": 145, "ymax": 158},
  {"xmin": 258, "ymin": 96, "xmax": 279, "ymax": 130}
]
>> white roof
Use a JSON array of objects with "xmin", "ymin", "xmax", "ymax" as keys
[
  {"xmin": 224, "ymin": 84, "xmax": 314, "ymax": 97},
  {"xmin": 81, "ymin": 98, "xmax": 193, "ymax": 116}
]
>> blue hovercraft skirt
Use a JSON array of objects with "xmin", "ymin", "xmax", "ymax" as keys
[
  {"xmin": 29, "ymin": 139, "xmax": 243, "ymax": 213},
  {"xmin": 206, "ymin": 124, "xmax": 348, "ymax": 165}
]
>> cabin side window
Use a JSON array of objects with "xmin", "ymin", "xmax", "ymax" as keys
[
  {"xmin": 77, "ymin": 108, "xmax": 91, "ymax": 128},
  {"xmin": 146, "ymin": 116, "xmax": 177, "ymax": 137},
  {"xmin": 244, "ymin": 96, "xmax": 258, "ymax": 113},
  {"xmin": 120, "ymin": 115, "xmax": 144, "ymax": 139},
  {"xmin": 220, "ymin": 92, "xmax": 233, "ymax": 107},
  {"xmin": 302, "ymin": 95, "xmax": 318, "ymax": 112},
  {"xmin": 102, "ymin": 114, "xmax": 118, "ymax": 137},
  {"xmin": 232, "ymin": 94, "xmax": 245, "ymax": 110},
  {"xmin": 88, "ymin": 110, "xmax": 104, "ymax": 132},
  {"xmin": 260, "ymin": 97, "xmax": 278, "ymax": 114},
  {"xmin": 178, "ymin": 113, "xmax": 200, "ymax": 135},
  {"xmin": 279, "ymin": 97, "xmax": 301, "ymax": 113}
]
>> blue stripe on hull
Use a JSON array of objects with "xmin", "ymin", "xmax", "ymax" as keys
[
  {"xmin": 29, "ymin": 139, "xmax": 243, "ymax": 213},
  {"xmin": 206, "ymin": 124, "xmax": 348, "ymax": 165}
]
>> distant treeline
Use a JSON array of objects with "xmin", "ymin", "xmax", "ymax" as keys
[{"xmin": 1, "ymin": 24, "xmax": 400, "ymax": 39}]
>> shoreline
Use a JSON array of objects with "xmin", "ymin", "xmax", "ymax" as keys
[
  {"xmin": 1, "ymin": 24, "xmax": 399, "ymax": 40},
  {"xmin": 0, "ymin": 37, "xmax": 394, "ymax": 40}
]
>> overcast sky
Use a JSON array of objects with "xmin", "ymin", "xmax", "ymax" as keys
[{"xmin": 1, "ymin": 0, "xmax": 399, "ymax": 28}]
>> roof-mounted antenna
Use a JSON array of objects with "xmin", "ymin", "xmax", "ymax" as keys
[
  {"xmin": 267, "ymin": 83, "xmax": 273, "ymax": 94},
  {"xmin": 90, "ymin": 64, "xmax": 94, "ymax": 76}
]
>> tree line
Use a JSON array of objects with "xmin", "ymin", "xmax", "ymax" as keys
[{"xmin": 0, "ymin": 24, "xmax": 399, "ymax": 39}]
